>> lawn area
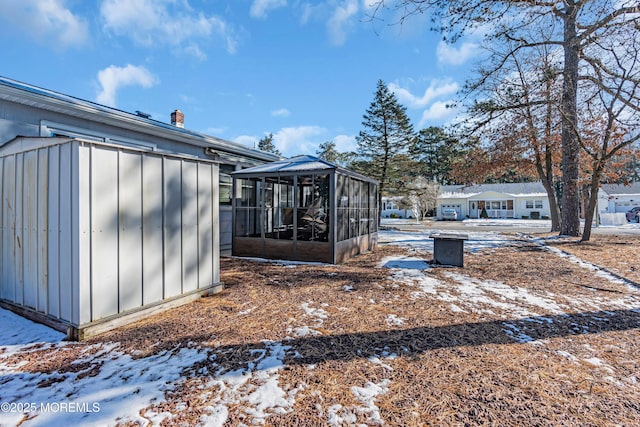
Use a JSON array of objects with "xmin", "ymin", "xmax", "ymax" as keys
[{"xmin": 1, "ymin": 231, "xmax": 639, "ymax": 426}]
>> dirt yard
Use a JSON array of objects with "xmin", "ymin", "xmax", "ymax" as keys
[{"xmin": 1, "ymin": 232, "xmax": 639, "ymax": 426}]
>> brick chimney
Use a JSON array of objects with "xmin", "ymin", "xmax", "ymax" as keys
[{"xmin": 171, "ymin": 109, "xmax": 184, "ymax": 128}]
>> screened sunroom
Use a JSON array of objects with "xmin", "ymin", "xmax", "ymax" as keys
[{"xmin": 231, "ymin": 156, "xmax": 378, "ymax": 264}]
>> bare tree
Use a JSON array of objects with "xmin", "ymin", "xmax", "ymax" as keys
[
  {"xmin": 370, "ymin": 0, "xmax": 640, "ymax": 237},
  {"xmin": 578, "ymin": 22, "xmax": 640, "ymax": 240},
  {"xmin": 398, "ymin": 177, "xmax": 439, "ymax": 220},
  {"xmin": 466, "ymin": 41, "xmax": 564, "ymax": 231}
]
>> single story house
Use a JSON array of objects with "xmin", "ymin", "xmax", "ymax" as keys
[
  {"xmin": 0, "ymin": 76, "xmax": 279, "ymax": 338},
  {"xmin": 598, "ymin": 182, "xmax": 640, "ymax": 215},
  {"xmin": 381, "ymin": 196, "xmax": 414, "ymax": 219},
  {"xmin": 437, "ymin": 182, "xmax": 551, "ymax": 220}
]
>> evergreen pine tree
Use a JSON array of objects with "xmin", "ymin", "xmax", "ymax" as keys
[
  {"xmin": 316, "ymin": 140, "xmax": 345, "ymax": 165},
  {"xmin": 355, "ymin": 80, "xmax": 416, "ymax": 218},
  {"xmin": 257, "ymin": 133, "xmax": 281, "ymax": 156},
  {"xmin": 411, "ymin": 126, "xmax": 465, "ymax": 185}
]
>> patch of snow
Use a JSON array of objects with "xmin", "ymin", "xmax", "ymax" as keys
[
  {"xmin": 368, "ymin": 356, "xmax": 394, "ymax": 371},
  {"xmin": 351, "ymin": 379, "xmax": 391, "ymax": 426},
  {"xmin": 288, "ymin": 326, "xmax": 322, "ymax": 337},
  {"xmin": 385, "ymin": 314, "xmax": 405, "ymax": 326},
  {"xmin": 502, "ymin": 322, "xmax": 535, "ymax": 343},
  {"xmin": 301, "ymin": 302, "xmax": 328, "ymax": 325},
  {"xmin": 378, "ymin": 256, "xmax": 430, "ymax": 270},
  {"xmin": 444, "ymin": 272, "xmax": 564, "ymax": 317},
  {"xmin": 199, "ymin": 342, "xmax": 297, "ymax": 426},
  {"xmin": 463, "ymin": 219, "xmax": 551, "ymax": 228},
  {"xmin": 536, "ymin": 238, "xmax": 640, "ymax": 293},
  {"xmin": 326, "ymin": 404, "xmax": 357, "ymax": 426},
  {"xmin": 557, "ymin": 351, "xmax": 579, "ymax": 362},
  {"xmin": 583, "ymin": 357, "xmax": 605, "ymax": 367},
  {"xmin": 379, "ymin": 229, "xmax": 519, "ymax": 253},
  {"xmin": 450, "ymin": 304, "xmax": 467, "ymax": 313},
  {"xmin": 0, "ymin": 341, "xmax": 208, "ymax": 427},
  {"xmin": 380, "ymin": 256, "xmax": 441, "ymax": 295},
  {"xmin": 0, "ymin": 309, "xmax": 66, "ymax": 354}
]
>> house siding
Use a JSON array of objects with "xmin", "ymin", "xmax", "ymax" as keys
[{"xmin": 437, "ymin": 183, "xmax": 551, "ymax": 220}]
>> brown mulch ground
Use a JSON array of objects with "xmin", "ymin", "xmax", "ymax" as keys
[
  {"xmin": 544, "ymin": 234, "xmax": 640, "ymax": 285},
  {"xmin": 5, "ymin": 234, "xmax": 640, "ymax": 426}
]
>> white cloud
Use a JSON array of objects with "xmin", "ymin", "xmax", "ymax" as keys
[
  {"xmin": 389, "ymin": 80, "xmax": 459, "ymax": 109},
  {"xmin": 273, "ymin": 126, "xmax": 328, "ymax": 156},
  {"xmin": 327, "ymin": 0, "xmax": 359, "ymax": 46},
  {"xmin": 271, "ymin": 108, "xmax": 291, "ymax": 117},
  {"xmin": 100, "ymin": 0, "xmax": 240, "ymax": 57},
  {"xmin": 436, "ymin": 40, "xmax": 480, "ymax": 66},
  {"xmin": 418, "ymin": 100, "xmax": 459, "ymax": 127},
  {"xmin": 234, "ymin": 127, "xmax": 355, "ymax": 157},
  {"xmin": 250, "ymin": 0, "xmax": 287, "ymax": 19},
  {"xmin": 0, "ymin": 0, "xmax": 89, "ymax": 49},
  {"xmin": 234, "ymin": 135, "xmax": 262, "ymax": 150},
  {"xmin": 299, "ymin": 3, "xmax": 322, "ymax": 25},
  {"xmin": 96, "ymin": 64, "xmax": 159, "ymax": 107},
  {"xmin": 333, "ymin": 134, "xmax": 357, "ymax": 153}
]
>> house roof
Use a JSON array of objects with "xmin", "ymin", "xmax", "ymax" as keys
[
  {"xmin": 232, "ymin": 155, "xmax": 378, "ymax": 183},
  {"xmin": 0, "ymin": 76, "xmax": 280, "ymax": 163},
  {"xmin": 600, "ymin": 182, "xmax": 640, "ymax": 196},
  {"xmin": 439, "ymin": 182, "xmax": 547, "ymax": 198}
]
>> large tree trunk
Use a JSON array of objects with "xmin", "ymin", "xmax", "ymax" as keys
[
  {"xmin": 581, "ymin": 169, "xmax": 602, "ymax": 242},
  {"xmin": 541, "ymin": 177, "xmax": 561, "ymax": 232},
  {"xmin": 560, "ymin": 5, "xmax": 581, "ymax": 236}
]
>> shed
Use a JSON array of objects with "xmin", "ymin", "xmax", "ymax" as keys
[
  {"xmin": 0, "ymin": 136, "xmax": 222, "ymax": 339},
  {"xmin": 231, "ymin": 156, "xmax": 378, "ymax": 264}
]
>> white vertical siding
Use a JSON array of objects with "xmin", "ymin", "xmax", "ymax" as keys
[
  {"xmin": 211, "ymin": 164, "xmax": 220, "ymax": 285},
  {"xmin": 58, "ymin": 143, "xmax": 73, "ymax": 322},
  {"xmin": 141, "ymin": 154, "xmax": 163, "ymax": 304},
  {"xmin": 23, "ymin": 150, "xmax": 39, "ymax": 310},
  {"xmin": 118, "ymin": 151, "xmax": 143, "ymax": 312},
  {"xmin": 0, "ymin": 158, "xmax": 3, "ymax": 301},
  {"xmin": 75, "ymin": 142, "xmax": 91, "ymax": 325},
  {"xmin": 37, "ymin": 149, "xmax": 49, "ymax": 313},
  {"xmin": 0, "ymin": 138, "xmax": 219, "ymax": 329},
  {"xmin": 1, "ymin": 155, "xmax": 15, "ymax": 302},
  {"xmin": 163, "ymin": 157, "xmax": 183, "ymax": 299},
  {"xmin": 47, "ymin": 145, "xmax": 60, "ymax": 319},
  {"xmin": 197, "ymin": 163, "xmax": 214, "ymax": 288},
  {"xmin": 14, "ymin": 153, "xmax": 24, "ymax": 305},
  {"xmin": 90, "ymin": 146, "xmax": 120, "ymax": 321},
  {"xmin": 181, "ymin": 160, "xmax": 199, "ymax": 293}
]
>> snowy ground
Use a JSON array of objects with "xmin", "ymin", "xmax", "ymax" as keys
[
  {"xmin": 382, "ymin": 217, "xmax": 640, "ymax": 231},
  {"xmin": 1, "ymin": 229, "xmax": 639, "ymax": 426}
]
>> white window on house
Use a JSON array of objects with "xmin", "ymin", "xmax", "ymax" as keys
[{"xmin": 526, "ymin": 200, "xmax": 544, "ymax": 209}]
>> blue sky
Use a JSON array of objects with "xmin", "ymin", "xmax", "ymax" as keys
[{"xmin": 0, "ymin": 0, "xmax": 481, "ymax": 157}]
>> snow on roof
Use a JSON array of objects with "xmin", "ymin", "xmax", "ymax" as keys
[
  {"xmin": 600, "ymin": 182, "xmax": 640, "ymax": 196},
  {"xmin": 439, "ymin": 182, "xmax": 547, "ymax": 198}
]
